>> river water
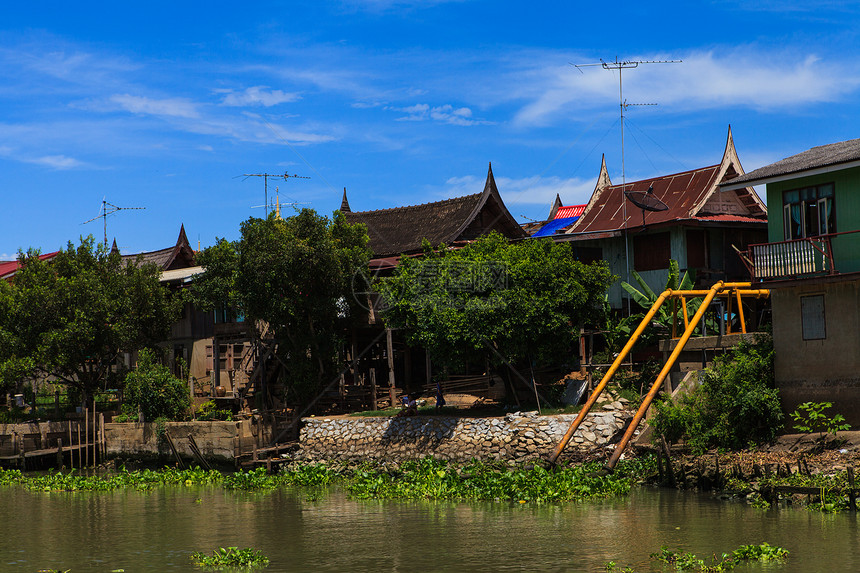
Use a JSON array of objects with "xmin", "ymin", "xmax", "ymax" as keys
[{"xmin": 2, "ymin": 484, "xmax": 858, "ymax": 572}]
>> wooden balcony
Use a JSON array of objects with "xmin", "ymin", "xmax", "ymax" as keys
[{"xmin": 741, "ymin": 235, "xmax": 835, "ymax": 281}]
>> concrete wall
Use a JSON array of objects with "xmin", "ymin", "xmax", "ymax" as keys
[
  {"xmin": 299, "ymin": 405, "xmax": 632, "ymax": 463},
  {"xmin": 773, "ymin": 278, "xmax": 860, "ymax": 425},
  {"xmin": 0, "ymin": 421, "xmax": 72, "ymax": 456},
  {"xmin": 104, "ymin": 420, "xmax": 259, "ymax": 462}
]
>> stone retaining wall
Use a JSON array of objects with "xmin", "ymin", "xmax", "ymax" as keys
[{"xmin": 299, "ymin": 403, "xmax": 631, "ymax": 463}]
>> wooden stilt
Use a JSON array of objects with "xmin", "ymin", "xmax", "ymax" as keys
[
  {"xmin": 57, "ymin": 438, "xmax": 64, "ymax": 468},
  {"xmin": 85, "ymin": 408, "xmax": 89, "ymax": 468},
  {"xmin": 68, "ymin": 421, "xmax": 74, "ymax": 469}
]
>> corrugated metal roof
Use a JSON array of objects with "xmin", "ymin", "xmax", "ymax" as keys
[
  {"xmin": 159, "ymin": 266, "xmax": 205, "ymax": 283},
  {"xmin": 0, "ymin": 251, "xmax": 60, "ymax": 280},
  {"xmin": 555, "ymin": 205, "xmax": 586, "ymax": 219},
  {"xmin": 694, "ymin": 214, "xmax": 768, "ymax": 223},
  {"xmin": 570, "ymin": 165, "xmax": 723, "ymax": 233}
]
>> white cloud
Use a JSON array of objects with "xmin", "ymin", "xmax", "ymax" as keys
[
  {"xmin": 440, "ymin": 174, "xmax": 596, "ymax": 208},
  {"xmin": 390, "ymin": 103, "xmax": 491, "ymax": 125},
  {"xmin": 220, "ymin": 86, "xmax": 300, "ymax": 107},
  {"xmin": 29, "ymin": 154, "xmax": 85, "ymax": 169},
  {"xmin": 511, "ymin": 50, "xmax": 860, "ymax": 126},
  {"xmin": 110, "ymin": 94, "xmax": 200, "ymax": 118}
]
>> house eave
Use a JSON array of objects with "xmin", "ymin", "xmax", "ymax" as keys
[{"xmin": 721, "ymin": 159, "xmax": 860, "ymax": 191}]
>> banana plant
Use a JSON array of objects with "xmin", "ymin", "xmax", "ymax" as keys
[{"xmin": 621, "ymin": 260, "xmax": 709, "ymax": 334}]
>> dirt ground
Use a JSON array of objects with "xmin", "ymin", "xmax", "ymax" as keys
[{"xmin": 659, "ymin": 431, "xmax": 860, "ymax": 476}]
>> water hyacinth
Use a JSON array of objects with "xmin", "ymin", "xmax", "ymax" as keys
[
  {"xmin": 345, "ymin": 457, "xmax": 653, "ymax": 503},
  {"xmin": 0, "ymin": 456, "xmax": 654, "ymax": 503}
]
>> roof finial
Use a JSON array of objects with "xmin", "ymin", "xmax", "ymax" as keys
[
  {"xmin": 340, "ymin": 187, "xmax": 351, "ymax": 212},
  {"xmin": 548, "ymin": 193, "xmax": 563, "ymax": 220}
]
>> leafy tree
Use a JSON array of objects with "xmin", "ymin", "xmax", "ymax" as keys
[
  {"xmin": 0, "ymin": 237, "xmax": 181, "ymax": 406},
  {"xmin": 649, "ymin": 336, "xmax": 783, "ymax": 453},
  {"xmin": 375, "ymin": 232, "xmax": 614, "ymax": 370},
  {"xmin": 193, "ymin": 210, "xmax": 371, "ymax": 400},
  {"xmin": 122, "ymin": 348, "xmax": 190, "ymax": 421}
]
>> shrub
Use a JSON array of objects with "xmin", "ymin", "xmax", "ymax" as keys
[
  {"xmin": 791, "ymin": 401, "xmax": 850, "ymax": 442},
  {"xmin": 122, "ymin": 349, "xmax": 190, "ymax": 422},
  {"xmin": 649, "ymin": 336, "xmax": 783, "ymax": 453},
  {"xmin": 195, "ymin": 400, "xmax": 233, "ymax": 421}
]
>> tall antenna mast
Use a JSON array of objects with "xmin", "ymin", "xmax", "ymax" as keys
[
  {"xmin": 250, "ymin": 187, "xmax": 310, "ymax": 217},
  {"xmin": 242, "ymin": 171, "xmax": 310, "ymax": 216},
  {"xmin": 82, "ymin": 198, "xmax": 146, "ymax": 247},
  {"xmin": 573, "ymin": 57, "xmax": 681, "ymax": 314}
]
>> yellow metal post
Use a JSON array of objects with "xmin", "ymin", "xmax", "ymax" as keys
[
  {"xmin": 547, "ymin": 290, "xmax": 672, "ymax": 464},
  {"xmin": 605, "ymin": 281, "xmax": 725, "ymax": 470},
  {"xmin": 736, "ymin": 289, "xmax": 747, "ymax": 333}
]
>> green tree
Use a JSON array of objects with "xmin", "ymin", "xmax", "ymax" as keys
[
  {"xmin": 123, "ymin": 348, "xmax": 190, "ymax": 421},
  {"xmin": 194, "ymin": 210, "xmax": 371, "ymax": 400},
  {"xmin": 375, "ymin": 232, "xmax": 614, "ymax": 369},
  {"xmin": 0, "ymin": 237, "xmax": 181, "ymax": 406}
]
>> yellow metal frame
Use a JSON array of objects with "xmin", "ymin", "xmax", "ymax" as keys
[{"xmin": 547, "ymin": 281, "xmax": 769, "ymax": 467}]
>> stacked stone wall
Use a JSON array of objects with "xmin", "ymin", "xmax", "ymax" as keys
[{"xmin": 299, "ymin": 403, "xmax": 631, "ymax": 463}]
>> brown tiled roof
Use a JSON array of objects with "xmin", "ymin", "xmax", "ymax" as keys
[
  {"xmin": 119, "ymin": 224, "xmax": 196, "ymax": 270},
  {"xmin": 343, "ymin": 164, "xmax": 526, "ymax": 257},
  {"xmin": 724, "ymin": 138, "xmax": 860, "ymax": 187}
]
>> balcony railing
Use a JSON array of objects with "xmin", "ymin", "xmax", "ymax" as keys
[{"xmin": 741, "ymin": 235, "xmax": 835, "ymax": 281}]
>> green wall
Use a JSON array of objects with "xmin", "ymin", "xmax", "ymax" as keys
[{"xmin": 767, "ymin": 166, "xmax": 860, "ymax": 274}]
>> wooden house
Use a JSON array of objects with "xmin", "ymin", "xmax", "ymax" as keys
[{"xmin": 550, "ymin": 127, "xmax": 767, "ymax": 309}]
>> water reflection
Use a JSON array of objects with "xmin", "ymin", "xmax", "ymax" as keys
[{"xmin": 1, "ymin": 485, "xmax": 859, "ymax": 571}]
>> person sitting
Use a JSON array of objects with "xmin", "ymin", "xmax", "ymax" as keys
[{"xmin": 397, "ymin": 394, "xmax": 418, "ymax": 417}]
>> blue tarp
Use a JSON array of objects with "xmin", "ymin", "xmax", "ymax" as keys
[{"xmin": 532, "ymin": 216, "xmax": 579, "ymax": 237}]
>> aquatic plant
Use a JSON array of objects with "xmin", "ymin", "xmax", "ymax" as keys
[
  {"xmin": 280, "ymin": 462, "xmax": 338, "ymax": 487},
  {"xmin": 650, "ymin": 543, "xmax": 788, "ymax": 571},
  {"xmin": 191, "ymin": 546, "xmax": 269, "ymax": 568},
  {"xmin": 223, "ymin": 467, "xmax": 283, "ymax": 490},
  {"xmin": 345, "ymin": 457, "xmax": 651, "ymax": 503},
  {"xmin": 0, "ymin": 457, "xmax": 655, "ymax": 503}
]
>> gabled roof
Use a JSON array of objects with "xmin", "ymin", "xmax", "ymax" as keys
[
  {"xmin": 721, "ymin": 137, "xmax": 860, "ymax": 190},
  {"xmin": 342, "ymin": 164, "xmax": 526, "ymax": 257},
  {"xmin": 118, "ymin": 224, "xmax": 196, "ymax": 270},
  {"xmin": 0, "ymin": 251, "xmax": 60, "ymax": 280},
  {"xmin": 568, "ymin": 127, "xmax": 766, "ymax": 234}
]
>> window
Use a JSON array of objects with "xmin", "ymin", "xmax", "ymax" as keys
[
  {"xmin": 801, "ymin": 294, "xmax": 826, "ymax": 340},
  {"xmin": 633, "ymin": 232, "xmax": 670, "ymax": 271},
  {"xmin": 783, "ymin": 183, "xmax": 835, "ymax": 240}
]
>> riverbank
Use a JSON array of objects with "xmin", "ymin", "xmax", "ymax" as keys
[{"xmin": 642, "ymin": 430, "xmax": 860, "ymax": 511}]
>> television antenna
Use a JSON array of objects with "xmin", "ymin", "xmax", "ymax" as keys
[
  {"xmin": 251, "ymin": 187, "xmax": 310, "ymax": 217},
  {"xmin": 572, "ymin": 57, "xmax": 681, "ymax": 314},
  {"xmin": 82, "ymin": 198, "xmax": 146, "ymax": 247},
  {"xmin": 242, "ymin": 171, "xmax": 310, "ymax": 216}
]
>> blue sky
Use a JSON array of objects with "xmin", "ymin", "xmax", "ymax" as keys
[{"xmin": 2, "ymin": 1, "xmax": 860, "ymax": 258}]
